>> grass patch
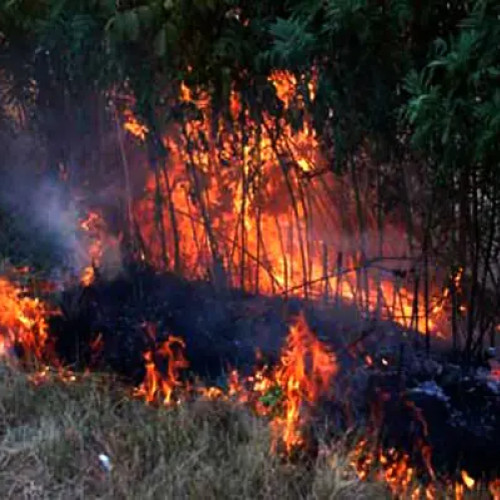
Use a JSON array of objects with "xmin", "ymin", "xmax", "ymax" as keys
[{"xmin": 0, "ymin": 364, "xmax": 385, "ymax": 499}]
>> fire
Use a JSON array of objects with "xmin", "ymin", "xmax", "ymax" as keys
[
  {"xmin": 123, "ymin": 108, "xmax": 148, "ymax": 141},
  {"xmin": 133, "ymin": 330, "xmax": 189, "ymax": 406},
  {"xmin": 130, "ymin": 71, "xmax": 450, "ymax": 337},
  {"xmin": 78, "ymin": 210, "xmax": 121, "ymax": 286},
  {"xmin": 0, "ymin": 276, "xmax": 52, "ymax": 364},
  {"xmin": 268, "ymin": 311, "xmax": 337, "ymax": 453},
  {"xmin": 349, "ymin": 438, "xmax": 489, "ymax": 499},
  {"xmin": 460, "ymin": 470, "xmax": 475, "ymax": 489},
  {"xmin": 132, "ymin": 311, "xmax": 336, "ymax": 454},
  {"xmin": 79, "ymin": 211, "xmax": 104, "ymax": 286},
  {"xmin": 0, "ymin": 272, "xmax": 498, "ymax": 496}
]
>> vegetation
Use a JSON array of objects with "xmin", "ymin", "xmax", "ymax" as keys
[
  {"xmin": 0, "ymin": 364, "xmax": 383, "ymax": 499},
  {"xmin": 0, "ymin": 0, "xmax": 499, "ymax": 358}
]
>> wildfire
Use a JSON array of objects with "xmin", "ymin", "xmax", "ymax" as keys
[
  {"xmin": 0, "ymin": 273, "xmax": 498, "ymax": 497},
  {"xmin": 268, "ymin": 311, "xmax": 337, "ymax": 453},
  {"xmin": 0, "ymin": 65, "xmax": 495, "ymax": 496},
  {"xmin": 132, "ymin": 311, "xmax": 336, "ymax": 454},
  {"xmin": 129, "ymin": 71, "xmax": 451, "ymax": 337}
]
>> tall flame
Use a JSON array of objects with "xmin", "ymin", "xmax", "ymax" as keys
[
  {"xmin": 129, "ymin": 72, "xmax": 450, "ymax": 336},
  {"xmin": 269, "ymin": 311, "xmax": 337, "ymax": 453}
]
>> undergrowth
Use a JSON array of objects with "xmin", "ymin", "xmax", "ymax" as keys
[{"xmin": 0, "ymin": 364, "xmax": 385, "ymax": 500}]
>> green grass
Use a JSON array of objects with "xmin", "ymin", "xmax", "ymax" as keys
[{"xmin": 0, "ymin": 364, "xmax": 386, "ymax": 499}]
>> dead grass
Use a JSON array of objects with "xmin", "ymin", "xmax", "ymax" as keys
[{"xmin": 0, "ymin": 363, "xmax": 387, "ymax": 500}]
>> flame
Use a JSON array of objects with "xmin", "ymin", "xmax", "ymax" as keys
[
  {"xmin": 269, "ymin": 311, "xmax": 337, "ymax": 453},
  {"xmin": 490, "ymin": 479, "xmax": 500, "ymax": 500},
  {"xmin": 130, "ymin": 71, "xmax": 451, "ymax": 337},
  {"xmin": 0, "ymin": 69, "xmax": 496, "ymax": 495},
  {"xmin": 78, "ymin": 210, "xmax": 120, "ymax": 286},
  {"xmin": 133, "ymin": 331, "xmax": 189, "ymax": 406},
  {"xmin": 0, "ymin": 271, "xmax": 498, "ymax": 495},
  {"xmin": 132, "ymin": 311, "xmax": 336, "ymax": 454},
  {"xmin": 123, "ymin": 109, "xmax": 149, "ymax": 141},
  {"xmin": 460, "ymin": 470, "xmax": 475, "ymax": 489},
  {"xmin": 0, "ymin": 276, "xmax": 52, "ymax": 364},
  {"xmin": 79, "ymin": 211, "xmax": 103, "ymax": 286}
]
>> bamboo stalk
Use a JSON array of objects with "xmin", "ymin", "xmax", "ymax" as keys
[
  {"xmin": 465, "ymin": 168, "xmax": 479, "ymax": 362},
  {"xmin": 424, "ymin": 238, "xmax": 430, "ymax": 356},
  {"xmin": 274, "ymin": 215, "xmax": 288, "ymax": 296},
  {"xmin": 182, "ymin": 122, "xmax": 226, "ymax": 291},
  {"xmin": 160, "ymin": 156, "xmax": 181, "ymax": 274},
  {"xmin": 322, "ymin": 242, "xmax": 329, "ymax": 304},
  {"xmin": 113, "ymin": 103, "xmax": 134, "ymax": 246},
  {"xmin": 335, "ymin": 252, "xmax": 343, "ymax": 307},
  {"xmin": 350, "ymin": 158, "xmax": 369, "ymax": 314},
  {"xmin": 262, "ymin": 118, "xmax": 309, "ymax": 300},
  {"xmin": 451, "ymin": 274, "xmax": 458, "ymax": 353}
]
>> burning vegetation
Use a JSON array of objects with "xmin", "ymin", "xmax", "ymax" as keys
[
  {"xmin": 1, "ymin": 0, "xmax": 500, "ymax": 497},
  {"xmin": 0, "ymin": 264, "xmax": 499, "ymax": 498}
]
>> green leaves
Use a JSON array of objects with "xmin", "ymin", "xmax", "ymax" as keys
[
  {"xmin": 403, "ymin": 0, "xmax": 500, "ymax": 176},
  {"xmin": 264, "ymin": 17, "xmax": 315, "ymax": 68},
  {"xmin": 108, "ymin": 10, "xmax": 140, "ymax": 42},
  {"xmin": 259, "ymin": 385, "xmax": 283, "ymax": 411}
]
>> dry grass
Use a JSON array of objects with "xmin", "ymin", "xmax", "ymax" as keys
[{"xmin": 0, "ymin": 364, "xmax": 387, "ymax": 500}]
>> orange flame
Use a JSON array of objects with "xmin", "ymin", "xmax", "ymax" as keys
[
  {"xmin": 270, "ymin": 311, "xmax": 337, "ymax": 453},
  {"xmin": 133, "ymin": 312, "xmax": 336, "ymax": 454},
  {"xmin": 0, "ymin": 276, "xmax": 52, "ymax": 364},
  {"xmin": 133, "ymin": 333, "xmax": 189, "ymax": 406},
  {"xmin": 461, "ymin": 470, "xmax": 475, "ymax": 489},
  {"xmin": 130, "ymin": 71, "xmax": 451, "ymax": 337},
  {"xmin": 78, "ymin": 210, "xmax": 120, "ymax": 286}
]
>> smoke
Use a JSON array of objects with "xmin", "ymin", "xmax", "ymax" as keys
[{"xmin": 0, "ymin": 133, "xmax": 98, "ymax": 278}]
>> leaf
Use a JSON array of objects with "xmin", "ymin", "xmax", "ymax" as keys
[{"xmin": 154, "ymin": 26, "xmax": 167, "ymax": 57}]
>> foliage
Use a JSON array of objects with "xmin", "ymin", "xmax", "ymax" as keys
[{"xmin": 404, "ymin": 1, "xmax": 500, "ymax": 176}]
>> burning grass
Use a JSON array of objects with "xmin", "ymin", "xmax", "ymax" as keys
[
  {"xmin": 1, "ymin": 271, "xmax": 499, "ymax": 498},
  {"xmin": 0, "ymin": 364, "xmax": 382, "ymax": 500}
]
